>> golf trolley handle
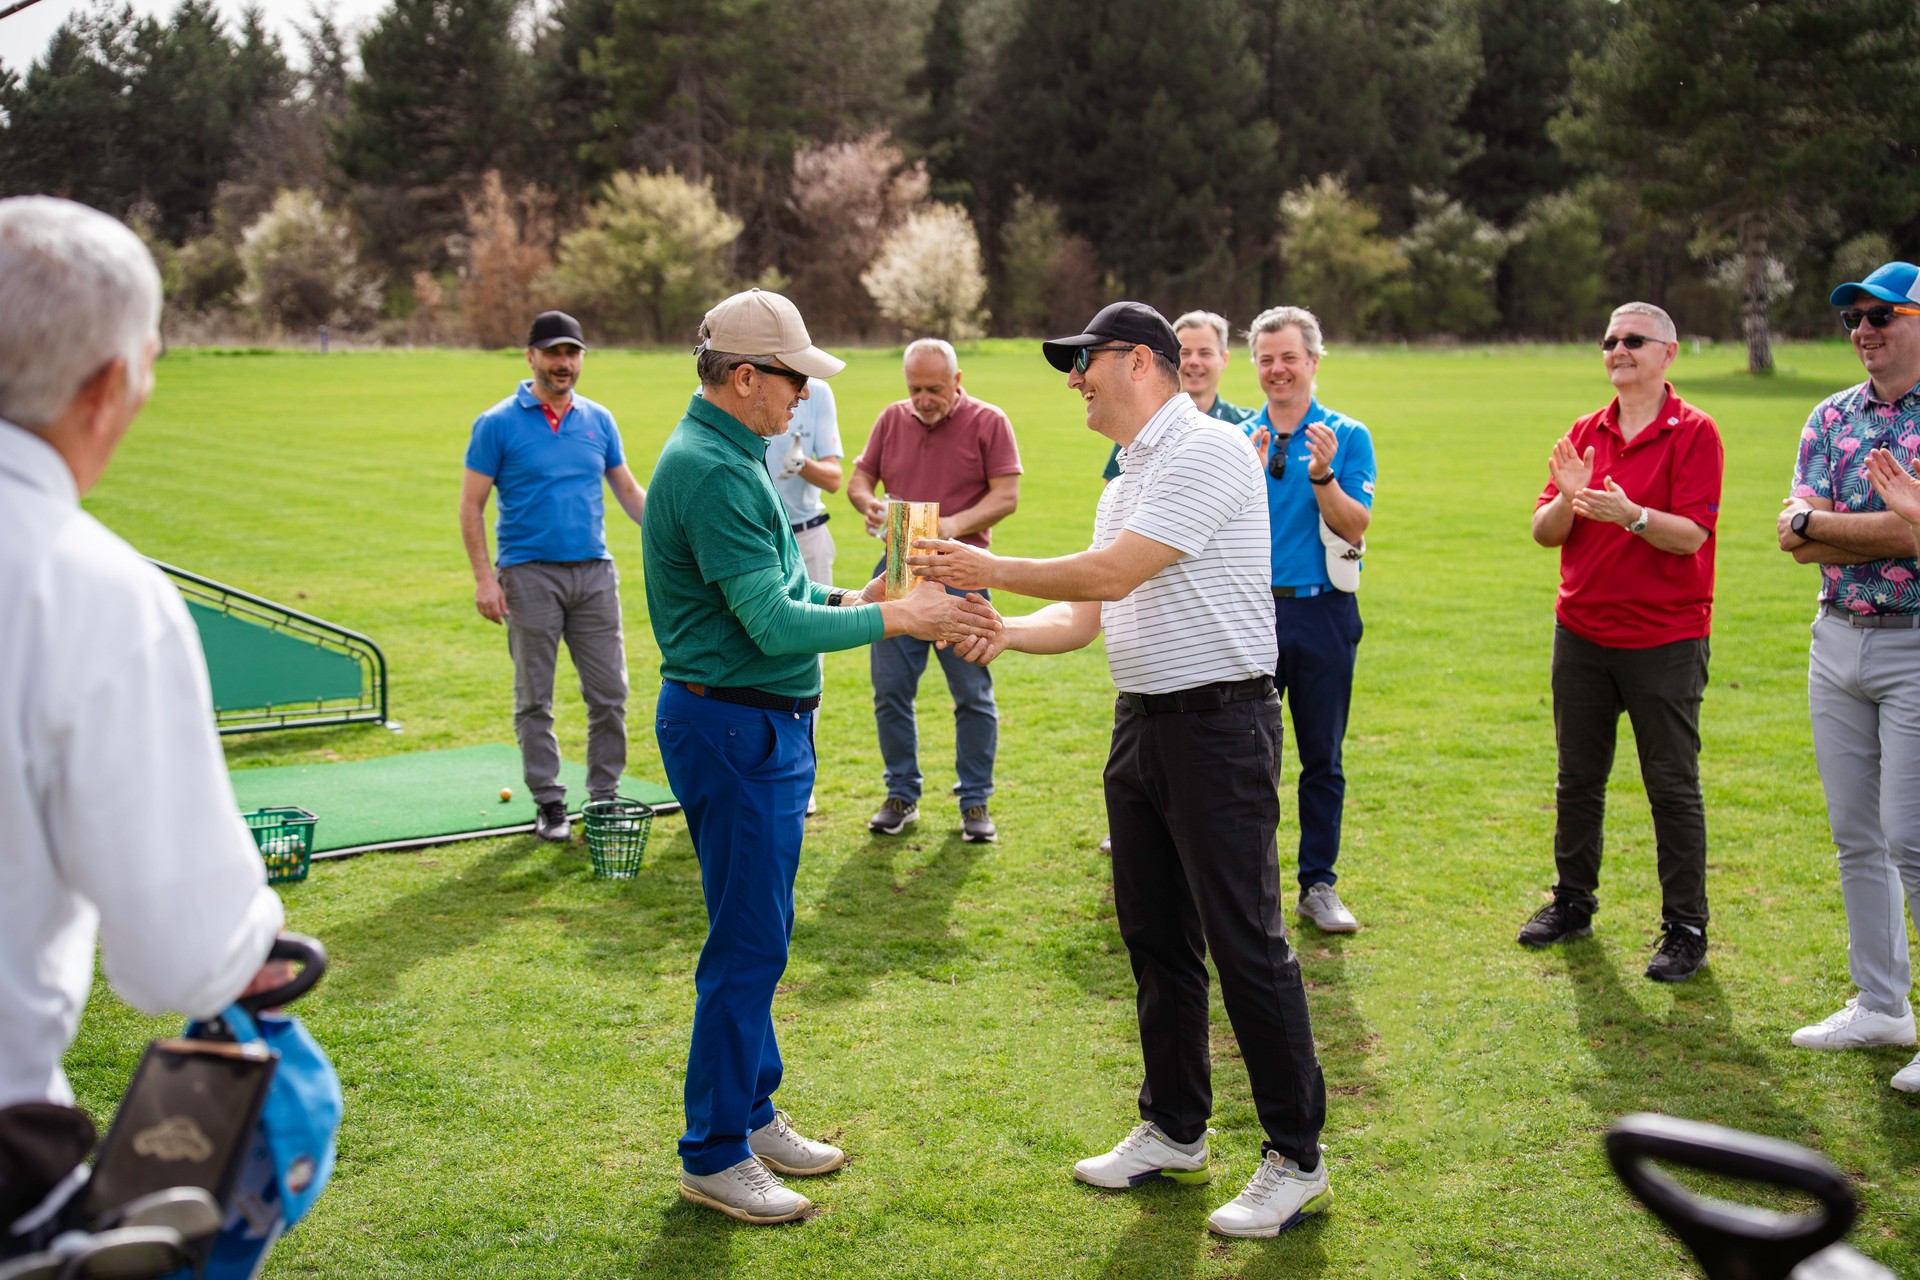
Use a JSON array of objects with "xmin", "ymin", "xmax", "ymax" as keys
[
  {"xmin": 1605, "ymin": 1114, "xmax": 1854, "ymax": 1280},
  {"xmin": 236, "ymin": 933, "xmax": 327, "ymax": 1013}
]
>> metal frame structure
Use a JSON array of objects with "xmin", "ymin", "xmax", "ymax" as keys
[{"xmin": 152, "ymin": 561, "xmax": 389, "ymax": 735}]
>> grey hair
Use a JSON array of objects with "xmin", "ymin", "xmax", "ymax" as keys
[
  {"xmin": 1245, "ymin": 306, "xmax": 1325, "ymax": 361},
  {"xmin": 1609, "ymin": 301, "xmax": 1677, "ymax": 343},
  {"xmin": 1150, "ymin": 352, "xmax": 1180, "ymax": 384},
  {"xmin": 1172, "ymin": 310, "xmax": 1232, "ymax": 351},
  {"xmin": 694, "ymin": 324, "xmax": 755, "ymax": 389},
  {"xmin": 0, "ymin": 197, "xmax": 162, "ymax": 430},
  {"xmin": 903, "ymin": 337, "xmax": 959, "ymax": 375}
]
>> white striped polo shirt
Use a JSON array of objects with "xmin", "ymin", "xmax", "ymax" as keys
[{"xmin": 1094, "ymin": 392, "xmax": 1276, "ymax": 694}]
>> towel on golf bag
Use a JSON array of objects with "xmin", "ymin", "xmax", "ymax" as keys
[{"xmin": 176, "ymin": 1004, "xmax": 341, "ymax": 1279}]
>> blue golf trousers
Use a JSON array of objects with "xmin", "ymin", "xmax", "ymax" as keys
[
  {"xmin": 654, "ymin": 680, "xmax": 814, "ymax": 1175},
  {"xmin": 1273, "ymin": 591, "xmax": 1362, "ymax": 890},
  {"xmin": 870, "ymin": 582, "xmax": 997, "ymax": 810}
]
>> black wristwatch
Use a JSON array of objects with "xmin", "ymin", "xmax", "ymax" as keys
[
  {"xmin": 1309, "ymin": 470, "xmax": 1336, "ymax": 487},
  {"xmin": 826, "ymin": 588, "xmax": 852, "ymax": 606},
  {"xmin": 1791, "ymin": 510, "xmax": 1812, "ymax": 540}
]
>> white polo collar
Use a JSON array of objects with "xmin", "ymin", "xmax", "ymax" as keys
[{"xmin": 0, "ymin": 419, "xmax": 77, "ymax": 507}]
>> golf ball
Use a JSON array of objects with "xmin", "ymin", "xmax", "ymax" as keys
[{"xmin": 500, "ymin": 787, "xmax": 513, "ymax": 802}]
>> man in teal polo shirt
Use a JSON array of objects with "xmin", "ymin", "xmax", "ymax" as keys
[
  {"xmin": 643, "ymin": 289, "xmax": 998, "ymax": 1225},
  {"xmin": 461, "ymin": 310, "xmax": 648, "ymax": 843}
]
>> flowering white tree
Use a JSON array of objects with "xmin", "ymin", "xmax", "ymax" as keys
[
  {"xmin": 239, "ymin": 189, "xmax": 381, "ymax": 330},
  {"xmin": 860, "ymin": 203, "xmax": 988, "ymax": 340}
]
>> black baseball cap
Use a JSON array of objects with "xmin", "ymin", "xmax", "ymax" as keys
[
  {"xmin": 527, "ymin": 310, "xmax": 587, "ymax": 350},
  {"xmin": 1041, "ymin": 301, "xmax": 1180, "ymax": 372}
]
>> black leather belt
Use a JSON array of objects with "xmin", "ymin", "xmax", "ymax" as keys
[
  {"xmin": 1119, "ymin": 675, "xmax": 1273, "ymax": 716},
  {"xmin": 1821, "ymin": 605, "xmax": 1920, "ymax": 629},
  {"xmin": 681, "ymin": 681, "xmax": 821, "ymax": 713},
  {"xmin": 791, "ymin": 513, "xmax": 830, "ymax": 533}
]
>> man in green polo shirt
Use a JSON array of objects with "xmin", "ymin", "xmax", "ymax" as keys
[{"xmin": 643, "ymin": 289, "xmax": 998, "ymax": 1226}]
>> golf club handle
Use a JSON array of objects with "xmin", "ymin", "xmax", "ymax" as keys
[
  {"xmin": 236, "ymin": 933, "xmax": 327, "ymax": 1013},
  {"xmin": 1606, "ymin": 1114, "xmax": 1854, "ymax": 1280}
]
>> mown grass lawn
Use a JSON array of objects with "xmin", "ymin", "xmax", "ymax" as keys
[{"xmin": 63, "ymin": 337, "xmax": 1920, "ymax": 1278}]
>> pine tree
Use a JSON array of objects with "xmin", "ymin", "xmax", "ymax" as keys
[
  {"xmin": 983, "ymin": 0, "xmax": 1280, "ymax": 310},
  {"xmin": 333, "ymin": 0, "xmax": 534, "ymax": 279},
  {"xmin": 1558, "ymin": 0, "xmax": 1920, "ymax": 373}
]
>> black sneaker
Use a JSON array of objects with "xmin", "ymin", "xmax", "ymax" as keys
[
  {"xmin": 535, "ymin": 800, "xmax": 570, "ymax": 842},
  {"xmin": 1645, "ymin": 922, "xmax": 1708, "ymax": 983},
  {"xmin": 868, "ymin": 797, "xmax": 918, "ymax": 835},
  {"xmin": 1516, "ymin": 899, "xmax": 1592, "ymax": 947},
  {"xmin": 961, "ymin": 805, "xmax": 997, "ymax": 843}
]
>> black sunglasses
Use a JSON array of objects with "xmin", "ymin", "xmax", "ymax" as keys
[
  {"xmin": 1267, "ymin": 432, "xmax": 1293, "ymax": 481},
  {"xmin": 1599, "ymin": 334, "xmax": 1664, "ymax": 352},
  {"xmin": 746, "ymin": 361, "xmax": 808, "ymax": 391},
  {"xmin": 1840, "ymin": 304, "xmax": 1920, "ymax": 332},
  {"xmin": 1072, "ymin": 343, "xmax": 1137, "ymax": 374}
]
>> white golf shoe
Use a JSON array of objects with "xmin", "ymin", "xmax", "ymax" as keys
[
  {"xmin": 1790, "ymin": 999, "xmax": 1916, "ymax": 1050},
  {"xmin": 1207, "ymin": 1149, "xmax": 1333, "ymax": 1238},
  {"xmin": 748, "ymin": 1111, "xmax": 846, "ymax": 1176},
  {"xmin": 1891, "ymin": 1051, "xmax": 1920, "ymax": 1093},
  {"xmin": 1072, "ymin": 1122, "xmax": 1211, "ymax": 1188},
  {"xmin": 679, "ymin": 1157, "xmax": 811, "ymax": 1224}
]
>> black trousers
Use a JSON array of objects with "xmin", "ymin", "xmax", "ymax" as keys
[
  {"xmin": 1104, "ymin": 690, "xmax": 1326, "ymax": 1165},
  {"xmin": 1551, "ymin": 625, "xmax": 1710, "ymax": 929}
]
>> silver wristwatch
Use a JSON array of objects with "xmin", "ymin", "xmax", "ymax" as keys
[{"xmin": 1626, "ymin": 506, "xmax": 1651, "ymax": 534}]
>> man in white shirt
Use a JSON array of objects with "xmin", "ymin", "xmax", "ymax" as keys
[
  {"xmin": 911, "ymin": 302, "xmax": 1331, "ymax": 1240},
  {"xmin": 0, "ymin": 197, "xmax": 284, "ymax": 1237}
]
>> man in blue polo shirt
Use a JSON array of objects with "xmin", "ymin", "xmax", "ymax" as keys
[
  {"xmin": 460, "ymin": 310, "xmax": 648, "ymax": 842},
  {"xmin": 1244, "ymin": 305, "xmax": 1376, "ymax": 934}
]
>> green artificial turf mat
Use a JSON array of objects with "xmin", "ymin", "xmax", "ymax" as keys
[{"xmin": 229, "ymin": 743, "xmax": 676, "ymax": 855}]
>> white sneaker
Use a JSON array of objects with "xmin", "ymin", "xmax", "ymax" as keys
[
  {"xmin": 1790, "ymin": 999, "xmax": 1917, "ymax": 1050},
  {"xmin": 1892, "ymin": 1051, "xmax": 1920, "ymax": 1093},
  {"xmin": 749, "ymin": 1110, "xmax": 845, "ymax": 1176},
  {"xmin": 1207, "ymin": 1150, "xmax": 1333, "ymax": 1238},
  {"xmin": 679, "ymin": 1157, "xmax": 812, "ymax": 1224},
  {"xmin": 1072, "ymin": 1122, "xmax": 1211, "ymax": 1188},
  {"xmin": 1297, "ymin": 883, "xmax": 1359, "ymax": 933},
  {"xmin": 805, "ymin": 792, "xmax": 818, "ymax": 816}
]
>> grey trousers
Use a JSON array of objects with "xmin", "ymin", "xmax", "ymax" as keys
[
  {"xmin": 1808, "ymin": 611, "xmax": 1920, "ymax": 1016},
  {"xmin": 499, "ymin": 559, "xmax": 628, "ymax": 805}
]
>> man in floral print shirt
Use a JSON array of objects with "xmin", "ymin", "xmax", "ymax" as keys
[{"xmin": 1777, "ymin": 260, "xmax": 1920, "ymax": 1091}]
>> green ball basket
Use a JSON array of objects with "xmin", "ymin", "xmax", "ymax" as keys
[{"xmin": 582, "ymin": 797, "xmax": 654, "ymax": 880}]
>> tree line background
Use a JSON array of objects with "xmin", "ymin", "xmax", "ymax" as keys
[{"xmin": 3, "ymin": 0, "xmax": 1918, "ymax": 369}]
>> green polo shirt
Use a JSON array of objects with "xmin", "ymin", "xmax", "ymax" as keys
[{"xmin": 644, "ymin": 394, "xmax": 882, "ymax": 695}]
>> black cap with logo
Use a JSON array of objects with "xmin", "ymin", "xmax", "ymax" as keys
[
  {"xmin": 1041, "ymin": 301, "xmax": 1180, "ymax": 372},
  {"xmin": 527, "ymin": 310, "xmax": 587, "ymax": 350}
]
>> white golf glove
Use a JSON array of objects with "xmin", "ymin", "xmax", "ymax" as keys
[{"xmin": 774, "ymin": 433, "xmax": 809, "ymax": 480}]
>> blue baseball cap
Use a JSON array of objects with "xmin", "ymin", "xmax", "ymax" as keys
[{"xmin": 1829, "ymin": 261, "xmax": 1920, "ymax": 307}]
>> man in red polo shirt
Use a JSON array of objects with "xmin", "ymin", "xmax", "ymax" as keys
[
  {"xmin": 848, "ymin": 337, "xmax": 1022, "ymax": 843},
  {"xmin": 1517, "ymin": 301, "xmax": 1723, "ymax": 982}
]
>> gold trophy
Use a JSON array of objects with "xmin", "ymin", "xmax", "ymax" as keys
[{"xmin": 883, "ymin": 500, "xmax": 941, "ymax": 599}]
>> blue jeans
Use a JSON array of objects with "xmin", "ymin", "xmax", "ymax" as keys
[
  {"xmin": 870, "ymin": 587, "xmax": 997, "ymax": 810},
  {"xmin": 654, "ymin": 681, "xmax": 814, "ymax": 1175},
  {"xmin": 1273, "ymin": 591, "xmax": 1362, "ymax": 890}
]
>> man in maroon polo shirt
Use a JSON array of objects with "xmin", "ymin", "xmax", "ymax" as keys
[
  {"xmin": 1517, "ymin": 302, "xmax": 1724, "ymax": 982},
  {"xmin": 848, "ymin": 337, "xmax": 1022, "ymax": 842}
]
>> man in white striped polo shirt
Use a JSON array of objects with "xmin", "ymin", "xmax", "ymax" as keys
[{"xmin": 911, "ymin": 302, "xmax": 1330, "ymax": 1239}]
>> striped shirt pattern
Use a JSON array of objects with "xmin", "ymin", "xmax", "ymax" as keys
[{"xmin": 1095, "ymin": 393, "xmax": 1277, "ymax": 694}]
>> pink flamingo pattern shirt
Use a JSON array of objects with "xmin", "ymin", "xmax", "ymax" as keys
[{"xmin": 1792, "ymin": 379, "xmax": 1920, "ymax": 614}]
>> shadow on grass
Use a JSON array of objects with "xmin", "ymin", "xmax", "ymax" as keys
[
  {"xmin": 1090, "ymin": 1180, "xmax": 1331, "ymax": 1280},
  {"xmin": 631, "ymin": 1198, "xmax": 734, "ymax": 1277},
  {"xmin": 318, "ymin": 836, "xmax": 575, "ymax": 1002},
  {"xmin": 791, "ymin": 830, "xmax": 990, "ymax": 1001},
  {"xmin": 1298, "ymin": 931, "xmax": 1382, "ymax": 1126},
  {"xmin": 1563, "ymin": 941, "xmax": 1811, "ymax": 1141}
]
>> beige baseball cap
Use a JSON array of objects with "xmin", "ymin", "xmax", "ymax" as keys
[{"xmin": 701, "ymin": 289, "xmax": 845, "ymax": 379}]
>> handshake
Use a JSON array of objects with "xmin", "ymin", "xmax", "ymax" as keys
[{"xmin": 857, "ymin": 536, "xmax": 1010, "ymax": 667}]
